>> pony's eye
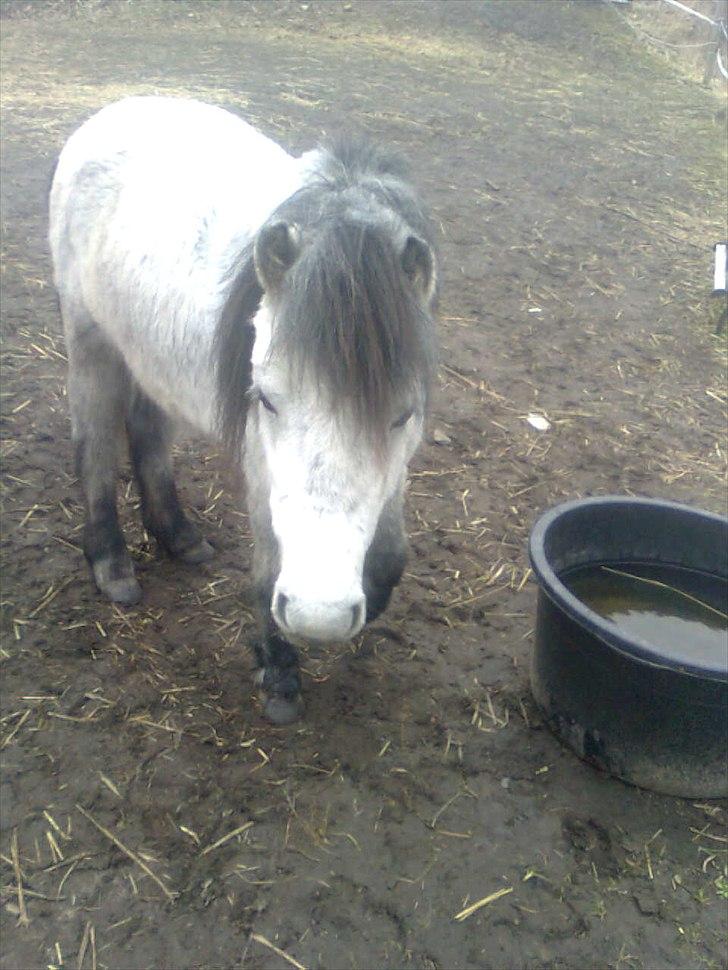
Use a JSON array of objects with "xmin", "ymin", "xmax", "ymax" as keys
[
  {"xmin": 391, "ymin": 408, "xmax": 413, "ymax": 430},
  {"xmin": 258, "ymin": 392, "xmax": 278, "ymax": 415}
]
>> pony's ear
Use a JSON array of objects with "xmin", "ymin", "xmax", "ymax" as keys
[
  {"xmin": 254, "ymin": 221, "xmax": 301, "ymax": 291},
  {"xmin": 401, "ymin": 234, "xmax": 436, "ymax": 302}
]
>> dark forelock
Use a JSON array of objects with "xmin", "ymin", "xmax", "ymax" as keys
[{"xmin": 216, "ymin": 135, "xmax": 437, "ymax": 450}]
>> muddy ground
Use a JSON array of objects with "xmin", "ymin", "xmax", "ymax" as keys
[{"xmin": 1, "ymin": 2, "xmax": 727, "ymax": 968}]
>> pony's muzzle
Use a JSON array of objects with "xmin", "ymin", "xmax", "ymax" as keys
[{"xmin": 272, "ymin": 588, "xmax": 366, "ymax": 642}]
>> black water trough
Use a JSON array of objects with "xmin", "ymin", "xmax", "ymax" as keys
[{"xmin": 529, "ymin": 496, "xmax": 728, "ymax": 798}]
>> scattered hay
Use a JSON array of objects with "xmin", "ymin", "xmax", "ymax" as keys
[
  {"xmin": 200, "ymin": 821, "xmax": 254, "ymax": 856},
  {"xmin": 250, "ymin": 933, "xmax": 308, "ymax": 970},
  {"xmin": 10, "ymin": 829, "xmax": 30, "ymax": 926},
  {"xmin": 75, "ymin": 804, "xmax": 177, "ymax": 903},
  {"xmin": 453, "ymin": 885, "xmax": 514, "ymax": 921}
]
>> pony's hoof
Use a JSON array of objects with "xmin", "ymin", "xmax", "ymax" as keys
[
  {"xmin": 101, "ymin": 577, "xmax": 142, "ymax": 605},
  {"xmin": 264, "ymin": 694, "xmax": 303, "ymax": 725},
  {"xmin": 178, "ymin": 539, "xmax": 215, "ymax": 565}
]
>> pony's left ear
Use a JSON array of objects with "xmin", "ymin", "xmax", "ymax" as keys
[
  {"xmin": 254, "ymin": 221, "xmax": 301, "ymax": 291},
  {"xmin": 401, "ymin": 234, "xmax": 436, "ymax": 303}
]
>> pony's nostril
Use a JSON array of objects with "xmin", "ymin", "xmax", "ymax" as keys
[
  {"xmin": 274, "ymin": 591, "xmax": 289, "ymax": 627},
  {"xmin": 273, "ymin": 591, "xmax": 365, "ymax": 639}
]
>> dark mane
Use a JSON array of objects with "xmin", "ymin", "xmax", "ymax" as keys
[
  {"xmin": 215, "ymin": 136, "xmax": 437, "ymax": 452},
  {"xmin": 320, "ymin": 133, "xmax": 414, "ymax": 183},
  {"xmin": 215, "ymin": 246, "xmax": 261, "ymax": 453},
  {"xmin": 273, "ymin": 218, "xmax": 435, "ymax": 440}
]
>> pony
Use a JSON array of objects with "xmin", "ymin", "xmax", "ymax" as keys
[{"xmin": 49, "ymin": 97, "xmax": 437, "ymax": 723}]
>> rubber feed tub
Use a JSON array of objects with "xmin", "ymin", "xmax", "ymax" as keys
[{"xmin": 529, "ymin": 496, "xmax": 728, "ymax": 798}]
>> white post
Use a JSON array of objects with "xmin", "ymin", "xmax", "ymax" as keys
[{"xmin": 713, "ymin": 243, "xmax": 727, "ymax": 294}]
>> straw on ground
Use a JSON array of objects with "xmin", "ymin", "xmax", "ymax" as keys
[
  {"xmin": 250, "ymin": 932, "xmax": 308, "ymax": 970},
  {"xmin": 453, "ymin": 886, "xmax": 514, "ymax": 921}
]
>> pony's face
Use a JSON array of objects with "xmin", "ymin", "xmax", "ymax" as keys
[
  {"xmin": 248, "ymin": 299, "xmax": 426, "ymax": 643},
  {"xmin": 246, "ymin": 217, "xmax": 436, "ymax": 644}
]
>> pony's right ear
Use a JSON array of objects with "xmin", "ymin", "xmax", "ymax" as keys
[
  {"xmin": 254, "ymin": 221, "xmax": 301, "ymax": 291},
  {"xmin": 401, "ymin": 234, "xmax": 436, "ymax": 303}
]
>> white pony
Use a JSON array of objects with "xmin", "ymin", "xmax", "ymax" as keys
[{"xmin": 49, "ymin": 97, "xmax": 437, "ymax": 722}]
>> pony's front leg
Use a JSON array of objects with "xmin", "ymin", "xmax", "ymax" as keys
[
  {"xmin": 363, "ymin": 489, "xmax": 408, "ymax": 623},
  {"xmin": 66, "ymin": 326, "xmax": 141, "ymax": 605},
  {"xmin": 249, "ymin": 526, "xmax": 302, "ymax": 724},
  {"xmin": 244, "ymin": 422, "xmax": 302, "ymax": 723},
  {"xmin": 253, "ymin": 603, "xmax": 303, "ymax": 725}
]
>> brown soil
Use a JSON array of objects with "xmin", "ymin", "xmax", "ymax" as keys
[{"xmin": 1, "ymin": 3, "xmax": 726, "ymax": 969}]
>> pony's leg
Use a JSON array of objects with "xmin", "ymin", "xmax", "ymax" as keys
[
  {"xmin": 244, "ymin": 421, "xmax": 301, "ymax": 723},
  {"xmin": 246, "ymin": 494, "xmax": 301, "ymax": 723},
  {"xmin": 127, "ymin": 388, "xmax": 214, "ymax": 565},
  {"xmin": 252, "ymin": 588, "xmax": 303, "ymax": 726},
  {"xmin": 66, "ymin": 324, "xmax": 141, "ymax": 605},
  {"xmin": 363, "ymin": 490, "xmax": 408, "ymax": 623}
]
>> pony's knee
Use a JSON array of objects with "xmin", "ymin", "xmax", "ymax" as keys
[{"xmin": 74, "ymin": 433, "xmax": 125, "ymax": 490}]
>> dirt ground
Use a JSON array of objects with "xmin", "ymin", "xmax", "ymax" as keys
[{"xmin": 1, "ymin": 2, "xmax": 727, "ymax": 968}]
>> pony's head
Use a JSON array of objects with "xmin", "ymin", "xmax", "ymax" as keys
[{"xmin": 218, "ymin": 142, "xmax": 437, "ymax": 643}]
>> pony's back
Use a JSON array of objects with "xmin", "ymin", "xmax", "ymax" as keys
[
  {"xmin": 49, "ymin": 97, "xmax": 313, "ymax": 431},
  {"xmin": 49, "ymin": 97, "xmax": 302, "ymax": 286}
]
